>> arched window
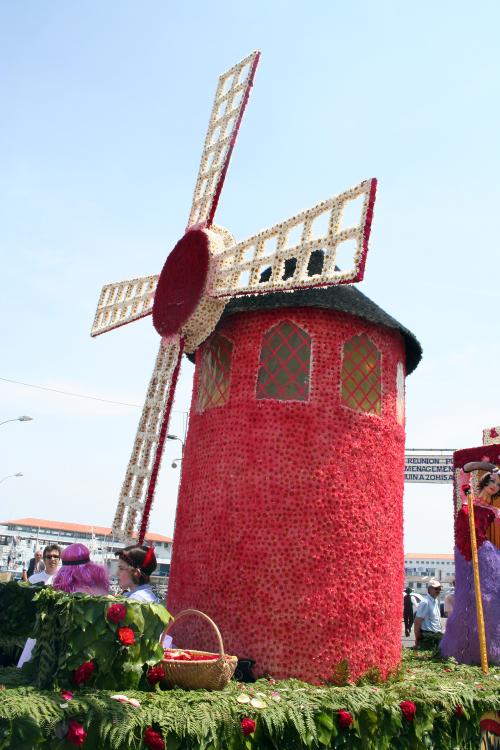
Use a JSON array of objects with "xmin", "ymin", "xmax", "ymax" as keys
[
  {"xmin": 256, "ymin": 320, "xmax": 311, "ymax": 401},
  {"xmin": 197, "ymin": 333, "xmax": 234, "ymax": 412},
  {"xmin": 396, "ymin": 361, "xmax": 405, "ymax": 425},
  {"xmin": 341, "ymin": 334, "xmax": 381, "ymax": 415}
]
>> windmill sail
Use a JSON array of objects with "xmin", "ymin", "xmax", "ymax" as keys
[
  {"xmin": 112, "ymin": 336, "xmax": 182, "ymax": 543},
  {"xmin": 187, "ymin": 51, "xmax": 260, "ymax": 229},
  {"xmin": 91, "ymin": 274, "xmax": 159, "ymax": 337},
  {"xmin": 211, "ymin": 178, "xmax": 377, "ymax": 298}
]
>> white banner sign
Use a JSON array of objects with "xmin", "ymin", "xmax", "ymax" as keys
[{"xmin": 404, "ymin": 453, "xmax": 454, "ymax": 483}]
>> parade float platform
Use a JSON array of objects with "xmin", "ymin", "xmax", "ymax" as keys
[
  {"xmin": 0, "ymin": 651, "xmax": 498, "ymax": 750},
  {"xmin": 0, "ymin": 584, "xmax": 498, "ymax": 749}
]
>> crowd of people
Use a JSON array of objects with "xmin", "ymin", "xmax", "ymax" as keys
[
  {"xmin": 17, "ymin": 541, "xmax": 162, "ymax": 668},
  {"xmin": 21, "ymin": 542, "xmax": 159, "ymax": 601}
]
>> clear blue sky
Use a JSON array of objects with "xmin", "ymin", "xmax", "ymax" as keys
[{"xmin": 1, "ymin": 1, "xmax": 499, "ymax": 552}]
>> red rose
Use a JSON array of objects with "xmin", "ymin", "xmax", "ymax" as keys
[
  {"xmin": 461, "ymin": 484, "xmax": 470, "ymax": 495},
  {"xmin": 60, "ymin": 689, "xmax": 74, "ymax": 701},
  {"xmin": 454, "ymin": 704, "xmax": 464, "ymax": 717},
  {"xmin": 117, "ymin": 626, "xmax": 135, "ymax": 646},
  {"xmin": 143, "ymin": 727, "xmax": 165, "ymax": 750},
  {"xmin": 66, "ymin": 719, "xmax": 87, "ymax": 746},
  {"xmin": 338, "ymin": 709, "xmax": 353, "ymax": 728},
  {"xmin": 241, "ymin": 718, "xmax": 256, "ymax": 736},
  {"xmin": 400, "ymin": 701, "xmax": 417, "ymax": 721},
  {"xmin": 107, "ymin": 603, "xmax": 127, "ymax": 624},
  {"xmin": 73, "ymin": 661, "xmax": 95, "ymax": 685},
  {"xmin": 147, "ymin": 665, "xmax": 166, "ymax": 685}
]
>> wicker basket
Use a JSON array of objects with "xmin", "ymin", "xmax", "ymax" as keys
[{"xmin": 160, "ymin": 609, "xmax": 237, "ymax": 690}]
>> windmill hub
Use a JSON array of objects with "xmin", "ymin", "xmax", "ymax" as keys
[{"xmin": 152, "ymin": 228, "xmax": 211, "ymax": 338}]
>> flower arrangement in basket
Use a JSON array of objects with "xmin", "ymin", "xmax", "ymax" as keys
[{"xmin": 160, "ymin": 609, "xmax": 237, "ymax": 690}]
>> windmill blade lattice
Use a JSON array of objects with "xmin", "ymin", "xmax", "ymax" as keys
[
  {"xmin": 112, "ymin": 336, "xmax": 183, "ymax": 542},
  {"xmin": 211, "ymin": 178, "xmax": 377, "ymax": 298},
  {"xmin": 187, "ymin": 50, "xmax": 260, "ymax": 229},
  {"xmin": 91, "ymin": 274, "xmax": 159, "ymax": 338},
  {"xmin": 92, "ymin": 52, "xmax": 259, "ymax": 545}
]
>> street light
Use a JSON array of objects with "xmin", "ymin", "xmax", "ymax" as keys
[
  {"xmin": 0, "ymin": 416, "xmax": 33, "ymax": 427},
  {"xmin": 167, "ymin": 434, "xmax": 184, "ymax": 451},
  {"xmin": 0, "ymin": 472, "xmax": 24, "ymax": 485},
  {"xmin": 168, "ymin": 434, "xmax": 184, "ymax": 469}
]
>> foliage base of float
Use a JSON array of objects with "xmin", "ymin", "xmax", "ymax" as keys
[{"xmin": 0, "ymin": 652, "xmax": 499, "ymax": 750}]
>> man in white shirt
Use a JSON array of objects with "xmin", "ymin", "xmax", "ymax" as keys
[
  {"xmin": 18, "ymin": 544, "xmax": 62, "ymax": 668},
  {"xmin": 22, "ymin": 549, "xmax": 44, "ymax": 581},
  {"xmin": 414, "ymin": 578, "xmax": 443, "ymax": 649},
  {"xmin": 28, "ymin": 544, "xmax": 61, "ymax": 584}
]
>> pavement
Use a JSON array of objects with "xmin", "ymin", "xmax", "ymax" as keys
[{"xmin": 402, "ymin": 617, "xmax": 447, "ymax": 649}]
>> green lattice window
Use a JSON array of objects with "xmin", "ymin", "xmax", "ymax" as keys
[
  {"xmin": 341, "ymin": 334, "xmax": 381, "ymax": 415},
  {"xmin": 197, "ymin": 334, "xmax": 233, "ymax": 412},
  {"xmin": 256, "ymin": 320, "xmax": 311, "ymax": 401}
]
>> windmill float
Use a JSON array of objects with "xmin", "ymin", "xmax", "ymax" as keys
[
  {"xmin": 92, "ymin": 52, "xmax": 421, "ymax": 682},
  {"xmin": 92, "ymin": 51, "xmax": 376, "ymax": 543}
]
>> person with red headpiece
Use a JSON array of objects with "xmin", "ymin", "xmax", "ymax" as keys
[
  {"xmin": 116, "ymin": 544, "xmax": 158, "ymax": 603},
  {"xmin": 53, "ymin": 543, "xmax": 109, "ymax": 596}
]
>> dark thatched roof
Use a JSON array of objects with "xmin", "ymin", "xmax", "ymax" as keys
[
  {"xmin": 219, "ymin": 282, "xmax": 422, "ymax": 374},
  {"xmin": 191, "ymin": 252, "xmax": 422, "ymax": 373}
]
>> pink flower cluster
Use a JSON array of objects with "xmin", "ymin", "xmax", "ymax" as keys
[
  {"xmin": 338, "ymin": 710, "xmax": 353, "ymax": 728},
  {"xmin": 144, "ymin": 727, "xmax": 165, "ymax": 749},
  {"xmin": 107, "ymin": 603, "xmax": 127, "ymax": 624},
  {"xmin": 241, "ymin": 718, "xmax": 256, "ymax": 736},
  {"xmin": 146, "ymin": 665, "xmax": 166, "ymax": 685},
  {"xmin": 72, "ymin": 661, "xmax": 95, "ymax": 686},
  {"xmin": 400, "ymin": 701, "xmax": 416, "ymax": 721},
  {"xmin": 66, "ymin": 720, "xmax": 87, "ymax": 746}
]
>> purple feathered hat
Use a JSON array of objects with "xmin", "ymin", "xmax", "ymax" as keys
[{"xmin": 53, "ymin": 543, "xmax": 109, "ymax": 595}]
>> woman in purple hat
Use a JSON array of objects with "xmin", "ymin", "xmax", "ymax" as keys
[
  {"xmin": 18, "ymin": 544, "xmax": 109, "ymax": 668},
  {"xmin": 53, "ymin": 543, "xmax": 109, "ymax": 596}
]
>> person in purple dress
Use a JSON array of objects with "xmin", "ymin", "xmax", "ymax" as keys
[{"xmin": 440, "ymin": 462, "xmax": 500, "ymax": 665}]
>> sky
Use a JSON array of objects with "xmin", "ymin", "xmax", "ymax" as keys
[{"xmin": 1, "ymin": 1, "xmax": 499, "ymax": 553}]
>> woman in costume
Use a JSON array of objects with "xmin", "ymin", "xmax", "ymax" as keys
[
  {"xmin": 53, "ymin": 543, "xmax": 109, "ymax": 595},
  {"xmin": 440, "ymin": 462, "xmax": 500, "ymax": 665},
  {"xmin": 116, "ymin": 544, "xmax": 159, "ymax": 603},
  {"xmin": 18, "ymin": 544, "xmax": 109, "ymax": 668}
]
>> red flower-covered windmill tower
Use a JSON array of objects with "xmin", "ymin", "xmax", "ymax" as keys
[{"xmin": 91, "ymin": 51, "xmax": 422, "ymax": 682}]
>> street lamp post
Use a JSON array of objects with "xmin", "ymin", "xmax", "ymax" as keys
[
  {"xmin": 0, "ymin": 472, "xmax": 23, "ymax": 485},
  {"xmin": 167, "ymin": 435, "xmax": 184, "ymax": 470},
  {"xmin": 0, "ymin": 416, "xmax": 33, "ymax": 427},
  {"xmin": 167, "ymin": 434, "xmax": 184, "ymax": 452}
]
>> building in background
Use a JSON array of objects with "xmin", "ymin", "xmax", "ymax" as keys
[
  {"xmin": 0, "ymin": 518, "xmax": 173, "ymax": 578},
  {"xmin": 404, "ymin": 553, "xmax": 454, "ymax": 591}
]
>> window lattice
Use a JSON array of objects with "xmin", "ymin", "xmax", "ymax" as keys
[
  {"xmin": 197, "ymin": 334, "xmax": 233, "ymax": 412},
  {"xmin": 341, "ymin": 335, "xmax": 381, "ymax": 415},
  {"xmin": 256, "ymin": 321, "xmax": 311, "ymax": 402}
]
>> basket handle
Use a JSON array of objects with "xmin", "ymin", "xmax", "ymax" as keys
[{"xmin": 161, "ymin": 609, "xmax": 226, "ymax": 658}]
